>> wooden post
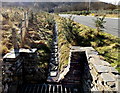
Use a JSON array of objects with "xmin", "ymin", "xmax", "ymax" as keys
[
  {"xmin": 21, "ymin": 11, "xmax": 27, "ymax": 48},
  {"xmin": 12, "ymin": 28, "xmax": 18, "ymax": 49},
  {"xmin": 21, "ymin": 27, "xmax": 26, "ymax": 48},
  {"xmin": 25, "ymin": 11, "xmax": 29, "ymax": 28}
]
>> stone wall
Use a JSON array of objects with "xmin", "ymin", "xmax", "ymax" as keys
[
  {"xmin": 2, "ymin": 48, "xmax": 37, "ymax": 92},
  {"xmin": 72, "ymin": 46, "xmax": 120, "ymax": 92},
  {"xmin": 59, "ymin": 46, "xmax": 120, "ymax": 92},
  {"xmin": 86, "ymin": 47, "xmax": 119, "ymax": 92},
  {"xmin": 0, "ymin": 58, "xmax": 2, "ymax": 93},
  {"xmin": 57, "ymin": 51, "xmax": 71, "ymax": 82}
]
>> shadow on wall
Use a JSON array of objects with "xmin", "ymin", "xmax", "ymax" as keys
[{"xmin": 60, "ymin": 51, "xmax": 93, "ymax": 92}]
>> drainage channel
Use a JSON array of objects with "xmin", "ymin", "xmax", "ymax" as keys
[
  {"xmin": 16, "ymin": 23, "xmax": 91, "ymax": 93},
  {"xmin": 47, "ymin": 22, "xmax": 60, "ymax": 82},
  {"xmin": 16, "ymin": 22, "xmax": 60, "ymax": 93},
  {"xmin": 60, "ymin": 51, "xmax": 91, "ymax": 92}
]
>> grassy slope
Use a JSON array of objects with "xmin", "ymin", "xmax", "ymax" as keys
[
  {"xmin": 0, "ymin": 8, "xmax": 23, "ymax": 55},
  {"xmin": 27, "ymin": 12, "xmax": 54, "ymax": 70},
  {"xmin": 55, "ymin": 15, "xmax": 71, "ymax": 70},
  {"xmin": 1, "ymin": 8, "xmax": 55, "ymax": 70},
  {"xmin": 56, "ymin": 15, "xmax": 120, "ymax": 73}
]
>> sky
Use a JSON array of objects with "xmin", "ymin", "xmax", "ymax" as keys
[
  {"xmin": 0, "ymin": 0, "xmax": 120, "ymax": 5},
  {"xmin": 99, "ymin": 0, "xmax": 120, "ymax": 5}
]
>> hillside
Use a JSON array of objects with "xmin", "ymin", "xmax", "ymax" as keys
[{"xmin": 2, "ymin": 2, "xmax": 118, "ymax": 12}]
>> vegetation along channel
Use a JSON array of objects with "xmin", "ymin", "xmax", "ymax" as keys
[{"xmin": 1, "ymin": 2, "xmax": 120, "ymax": 93}]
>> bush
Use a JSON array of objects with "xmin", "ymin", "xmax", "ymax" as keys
[{"xmin": 0, "ymin": 46, "xmax": 9, "ymax": 56}]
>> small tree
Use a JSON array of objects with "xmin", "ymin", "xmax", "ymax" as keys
[{"xmin": 94, "ymin": 15, "xmax": 106, "ymax": 33}]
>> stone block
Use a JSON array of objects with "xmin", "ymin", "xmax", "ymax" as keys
[
  {"xmin": 101, "ymin": 73, "xmax": 115, "ymax": 82},
  {"xmin": 109, "ymin": 67, "xmax": 118, "ymax": 73},
  {"xmin": 90, "ymin": 70, "xmax": 97, "ymax": 79},
  {"xmin": 91, "ymin": 86, "xmax": 98, "ymax": 92},
  {"xmin": 94, "ymin": 65, "xmax": 109, "ymax": 73},
  {"xmin": 87, "ymin": 50, "xmax": 98, "ymax": 56},
  {"xmin": 101, "ymin": 60, "xmax": 111, "ymax": 66},
  {"xmin": 86, "ymin": 47, "xmax": 95, "ymax": 51},
  {"xmin": 89, "ymin": 64, "xmax": 93, "ymax": 70},
  {"xmin": 116, "ymin": 75, "xmax": 120, "ymax": 92},
  {"xmin": 89, "ymin": 56, "xmax": 103, "ymax": 65},
  {"xmin": 88, "ymin": 49, "xmax": 98, "ymax": 55},
  {"xmin": 89, "ymin": 58, "xmax": 94, "ymax": 63},
  {"xmin": 0, "ymin": 87, "xmax": 2, "ymax": 93},
  {"xmin": 103, "ymin": 85, "xmax": 111, "ymax": 91},
  {"xmin": 50, "ymin": 71, "xmax": 58, "ymax": 77},
  {"xmin": 3, "ymin": 52, "xmax": 19, "ymax": 59},
  {"xmin": 91, "ymin": 67, "xmax": 98, "ymax": 76},
  {"xmin": 96, "ymin": 83, "xmax": 104, "ymax": 91},
  {"xmin": 106, "ymin": 81, "xmax": 115, "ymax": 88},
  {"xmin": 19, "ymin": 48, "xmax": 37, "ymax": 53}
]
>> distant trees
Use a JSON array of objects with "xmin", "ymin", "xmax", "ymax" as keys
[
  {"xmin": 49, "ymin": 2, "xmax": 118, "ymax": 13},
  {"xmin": 54, "ymin": 2, "xmax": 88, "ymax": 12},
  {"xmin": 107, "ymin": 4, "xmax": 117, "ymax": 10}
]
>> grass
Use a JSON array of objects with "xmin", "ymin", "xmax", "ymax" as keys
[
  {"xmin": 55, "ymin": 16, "xmax": 71, "ymax": 70},
  {"xmin": 56, "ymin": 15, "xmax": 120, "ymax": 73},
  {"xmin": 1, "ymin": 8, "xmax": 55, "ymax": 71}
]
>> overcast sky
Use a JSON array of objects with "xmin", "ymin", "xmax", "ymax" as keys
[
  {"xmin": 1, "ymin": 0, "xmax": 120, "ymax": 5},
  {"xmin": 99, "ymin": 0, "xmax": 119, "ymax": 5}
]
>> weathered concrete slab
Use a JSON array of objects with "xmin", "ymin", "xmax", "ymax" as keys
[
  {"xmin": 116, "ymin": 75, "xmax": 120, "ymax": 92},
  {"xmin": 101, "ymin": 60, "xmax": 111, "ymax": 67},
  {"xmin": 106, "ymin": 82, "xmax": 115, "ymax": 87},
  {"xmin": 90, "ymin": 69, "xmax": 98, "ymax": 81},
  {"xmin": 70, "ymin": 46, "xmax": 80, "ymax": 50},
  {"xmin": 96, "ymin": 83, "xmax": 104, "ymax": 91},
  {"xmin": 89, "ymin": 63, "xmax": 93, "ymax": 70},
  {"xmin": 94, "ymin": 65, "xmax": 109, "ymax": 73},
  {"xmin": 109, "ymin": 67, "xmax": 118, "ymax": 73},
  {"xmin": 87, "ymin": 50, "xmax": 98, "ymax": 55},
  {"xmin": 89, "ymin": 57, "xmax": 103, "ymax": 65},
  {"xmin": 70, "ymin": 46, "xmax": 84, "ymax": 52},
  {"xmin": 50, "ymin": 71, "xmax": 58, "ymax": 77},
  {"xmin": 3, "ymin": 52, "xmax": 19, "ymax": 59},
  {"xmin": 101, "ymin": 73, "xmax": 115, "ymax": 82},
  {"xmin": 85, "ymin": 47, "xmax": 95, "ymax": 51},
  {"xmin": 19, "ymin": 48, "xmax": 37, "ymax": 53},
  {"xmin": 91, "ymin": 86, "xmax": 98, "ymax": 91}
]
